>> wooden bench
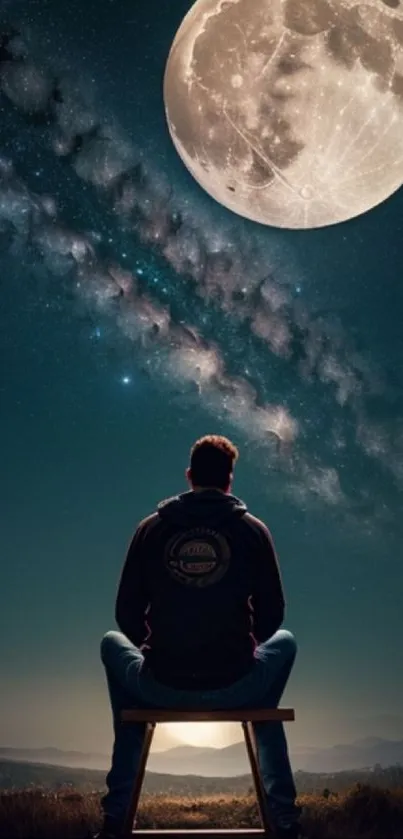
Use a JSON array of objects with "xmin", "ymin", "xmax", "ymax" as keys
[{"xmin": 120, "ymin": 708, "xmax": 295, "ymax": 838}]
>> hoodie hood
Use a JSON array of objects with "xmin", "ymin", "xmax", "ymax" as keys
[{"xmin": 157, "ymin": 489, "xmax": 247, "ymax": 526}]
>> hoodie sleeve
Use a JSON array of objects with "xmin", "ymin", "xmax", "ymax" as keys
[
  {"xmin": 115, "ymin": 519, "xmax": 151, "ymax": 647},
  {"xmin": 250, "ymin": 520, "xmax": 285, "ymax": 643}
]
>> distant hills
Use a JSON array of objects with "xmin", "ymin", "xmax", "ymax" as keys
[
  {"xmin": 1, "ymin": 737, "xmax": 402, "ymax": 776},
  {"xmin": 1, "ymin": 757, "xmax": 403, "ymax": 797},
  {"xmin": 0, "ymin": 747, "xmax": 108, "ymax": 772},
  {"xmin": 0, "ymin": 759, "xmax": 247, "ymax": 796},
  {"xmin": 291, "ymin": 737, "xmax": 403, "ymax": 775},
  {"xmin": 146, "ymin": 739, "xmax": 403, "ymax": 776}
]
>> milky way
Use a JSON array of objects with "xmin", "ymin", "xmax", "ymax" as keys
[{"xmin": 0, "ymin": 15, "xmax": 402, "ymax": 533}]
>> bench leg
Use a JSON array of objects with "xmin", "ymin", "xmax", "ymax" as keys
[
  {"xmin": 123, "ymin": 721, "xmax": 156, "ymax": 838},
  {"xmin": 242, "ymin": 720, "xmax": 273, "ymax": 836}
]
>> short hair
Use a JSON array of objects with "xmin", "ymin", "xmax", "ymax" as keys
[{"xmin": 189, "ymin": 434, "xmax": 239, "ymax": 490}]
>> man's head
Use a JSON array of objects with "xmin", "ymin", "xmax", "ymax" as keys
[{"xmin": 186, "ymin": 434, "xmax": 239, "ymax": 493}]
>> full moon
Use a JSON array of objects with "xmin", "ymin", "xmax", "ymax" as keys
[{"xmin": 163, "ymin": 0, "xmax": 403, "ymax": 229}]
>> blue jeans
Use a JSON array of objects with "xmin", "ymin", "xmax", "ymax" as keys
[{"xmin": 100, "ymin": 629, "xmax": 299, "ymax": 829}]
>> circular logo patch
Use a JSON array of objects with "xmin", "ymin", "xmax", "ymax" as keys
[{"xmin": 164, "ymin": 526, "xmax": 231, "ymax": 587}]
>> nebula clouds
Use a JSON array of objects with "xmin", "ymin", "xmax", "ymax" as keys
[{"xmin": 0, "ymin": 20, "xmax": 402, "ymax": 530}]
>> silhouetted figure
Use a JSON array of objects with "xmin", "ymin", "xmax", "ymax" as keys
[{"xmin": 96, "ymin": 435, "xmax": 301, "ymax": 839}]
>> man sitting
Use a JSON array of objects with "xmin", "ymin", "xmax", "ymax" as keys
[{"xmin": 97, "ymin": 434, "xmax": 301, "ymax": 839}]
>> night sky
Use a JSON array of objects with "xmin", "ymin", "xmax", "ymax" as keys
[{"xmin": 1, "ymin": 0, "xmax": 402, "ymax": 757}]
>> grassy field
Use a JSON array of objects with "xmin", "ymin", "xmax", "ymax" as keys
[{"xmin": 0, "ymin": 785, "xmax": 403, "ymax": 838}]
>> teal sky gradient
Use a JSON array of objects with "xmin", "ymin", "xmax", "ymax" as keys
[{"xmin": 1, "ymin": 0, "xmax": 402, "ymax": 756}]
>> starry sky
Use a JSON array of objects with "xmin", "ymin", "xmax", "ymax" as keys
[{"xmin": 1, "ymin": 0, "xmax": 403, "ymax": 757}]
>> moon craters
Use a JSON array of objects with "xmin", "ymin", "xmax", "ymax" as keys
[
  {"xmin": 231, "ymin": 74, "xmax": 244, "ymax": 87},
  {"xmin": 164, "ymin": 0, "xmax": 403, "ymax": 228}
]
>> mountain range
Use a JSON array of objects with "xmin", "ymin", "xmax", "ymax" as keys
[
  {"xmin": 1, "ymin": 736, "xmax": 402, "ymax": 775},
  {"xmin": 1, "ymin": 757, "xmax": 402, "ymax": 797}
]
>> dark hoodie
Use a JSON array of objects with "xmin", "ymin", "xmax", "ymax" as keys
[{"xmin": 115, "ymin": 489, "xmax": 285, "ymax": 689}]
